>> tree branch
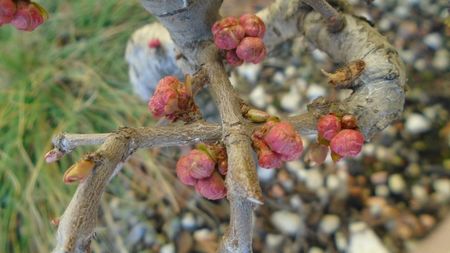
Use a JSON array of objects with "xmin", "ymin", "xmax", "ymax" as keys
[{"xmin": 52, "ymin": 0, "xmax": 406, "ymax": 252}]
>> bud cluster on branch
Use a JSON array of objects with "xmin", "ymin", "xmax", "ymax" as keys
[
  {"xmin": 212, "ymin": 14, "xmax": 267, "ymax": 66},
  {"xmin": 176, "ymin": 144, "xmax": 227, "ymax": 200},
  {"xmin": 0, "ymin": 0, "xmax": 47, "ymax": 31},
  {"xmin": 311, "ymin": 114, "xmax": 365, "ymax": 164}
]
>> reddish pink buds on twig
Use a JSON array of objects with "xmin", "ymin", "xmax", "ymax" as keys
[
  {"xmin": 148, "ymin": 76, "xmax": 198, "ymax": 122},
  {"xmin": 236, "ymin": 37, "xmax": 266, "ymax": 64},
  {"xmin": 212, "ymin": 13, "xmax": 267, "ymax": 66},
  {"xmin": 0, "ymin": 0, "xmax": 16, "ymax": 25},
  {"xmin": 212, "ymin": 17, "xmax": 245, "ymax": 50},
  {"xmin": 176, "ymin": 144, "xmax": 228, "ymax": 200},
  {"xmin": 317, "ymin": 114, "xmax": 341, "ymax": 141},
  {"xmin": 252, "ymin": 121, "xmax": 304, "ymax": 169},
  {"xmin": 176, "ymin": 149, "xmax": 215, "ymax": 181},
  {"xmin": 330, "ymin": 129, "xmax": 364, "ymax": 158},
  {"xmin": 239, "ymin": 14, "xmax": 265, "ymax": 38},
  {"xmin": 195, "ymin": 172, "xmax": 227, "ymax": 200},
  {"xmin": 314, "ymin": 114, "xmax": 365, "ymax": 162}
]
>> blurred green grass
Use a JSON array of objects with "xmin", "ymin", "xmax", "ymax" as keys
[{"xmin": 0, "ymin": 1, "xmax": 153, "ymax": 252}]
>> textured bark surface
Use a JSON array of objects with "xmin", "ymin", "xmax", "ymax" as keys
[{"xmin": 52, "ymin": 0, "xmax": 406, "ymax": 252}]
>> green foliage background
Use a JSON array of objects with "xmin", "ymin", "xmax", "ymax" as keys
[{"xmin": 0, "ymin": 1, "xmax": 153, "ymax": 252}]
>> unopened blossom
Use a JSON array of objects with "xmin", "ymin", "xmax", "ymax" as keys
[
  {"xmin": 10, "ymin": 2, "xmax": 47, "ymax": 31},
  {"xmin": 176, "ymin": 149, "xmax": 215, "ymax": 186},
  {"xmin": 195, "ymin": 172, "xmax": 227, "ymax": 200},
  {"xmin": 239, "ymin": 14, "xmax": 266, "ymax": 38},
  {"xmin": 317, "ymin": 114, "xmax": 341, "ymax": 141},
  {"xmin": 330, "ymin": 129, "xmax": 364, "ymax": 157},
  {"xmin": 0, "ymin": 0, "xmax": 16, "ymax": 25},
  {"xmin": 212, "ymin": 17, "xmax": 245, "ymax": 50},
  {"xmin": 263, "ymin": 121, "xmax": 303, "ymax": 161},
  {"xmin": 236, "ymin": 37, "xmax": 266, "ymax": 64},
  {"xmin": 225, "ymin": 50, "xmax": 243, "ymax": 66},
  {"xmin": 148, "ymin": 76, "xmax": 180, "ymax": 118}
]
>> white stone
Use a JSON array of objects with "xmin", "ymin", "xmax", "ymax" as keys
[
  {"xmin": 388, "ymin": 174, "xmax": 406, "ymax": 194},
  {"xmin": 273, "ymin": 72, "xmax": 285, "ymax": 85},
  {"xmin": 271, "ymin": 211, "xmax": 302, "ymax": 235},
  {"xmin": 412, "ymin": 185, "xmax": 428, "ymax": 203},
  {"xmin": 249, "ymin": 85, "xmax": 268, "ymax": 108},
  {"xmin": 305, "ymin": 169, "xmax": 323, "ymax": 191},
  {"xmin": 237, "ymin": 63, "xmax": 262, "ymax": 84},
  {"xmin": 312, "ymin": 49, "xmax": 328, "ymax": 62},
  {"xmin": 281, "ymin": 87, "xmax": 301, "ymax": 112},
  {"xmin": 348, "ymin": 222, "xmax": 389, "ymax": 253},
  {"xmin": 181, "ymin": 212, "xmax": 196, "ymax": 230},
  {"xmin": 405, "ymin": 113, "xmax": 431, "ymax": 135},
  {"xmin": 326, "ymin": 174, "xmax": 340, "ymax": 192},
  {"xmin": 335, "ymin": 231, "xmax": 348, "ymax": 252},
  {"xmin": 309, "ymin": 247, "xmax": 324, "ymax": 253},
  {"xmin": 160, "ymin": 243, "xmax": 175, "ymax": 253},
  {"xmin": 266, "ymin": 234, "xmax": 284, "ymax": 248},
  {"xmin": 320, "ymin": 215, "xmax": 341, "ymax": 234},
  {"xmin": 285, "ymin": 66, "xmax": 297, "ymax": 78},
  {"xmin": 433, "ymin": 49, "xmax": 449, "ymax": 71},
  {"xmin": 257, "ymin": 166, "xmax": 276, "ymax": 182},
  {"xmin": 434, "ymin": 179, "xmax": 450, "ymax": 198},
  {"xmin": 306, "ymin": 84, "xmax": 326, "ymax": 100},
  {"xmin": 375, "ymin": 185, "xmax": 390, "ymax": 197},
  {"xmin": 424, "ymin": 32, "xmax": 442, "ymax": 50}
]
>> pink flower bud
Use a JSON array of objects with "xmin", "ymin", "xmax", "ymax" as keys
[
  {"xmin": 213, "ymin": 24, "xmax": 245, "ymax": 50},
  {"xmin": 239, "ymin": 14, "xmax": 265, "ymax": 38},
  {"xmin": 225, "ymin": 50, "xmax": 243, "ymax": 66},
  {"xmin": 176, "ymin": 155, "xmax": 197, "ymax": 186},
  {"xmin": 341, "ymin": 114, "xmax": 358, "ymax": 129},
  {"xmin": 317, "ymin": 114, "xmax": 341, "ymax": 141},
  {"xmin": 195, "ymin": 172, "xmax": 227, "ymax": 200},
  {"xmin": 148, "ymin": 76, "xmax": 180, "ymax": 118},
  {"xmin": 10, "ymin": 2, "xmax": 46, "ymax": 31},
  {"xmin": 263, "ymin": 121, "xmax": 303, "ymax": 162},
  {"xmin": 330, "ymin": 129, "xmax": 364, "ymax": 157},
  {"xmin": 188, "ymin": 150, "xmax": 215, "ymax": 179},
  {"xmin": 148, "ymin": 38, "xmax": 161, "ymax": 48},
  {"xmin": 258, "ymin": 147, "xmax": 283, "ymax": 169},
  {"xmin": 211, "ymin": 17, "xmax": 239, "ymax": 35},
  {"xmin": 0, "ymin": 0, "xmax": 16, "ymax": 25},
  {"xmin": 236, "ymin": 37, "xmax": 266, "ymax": 64}
]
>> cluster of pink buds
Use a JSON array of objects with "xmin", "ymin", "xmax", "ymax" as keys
[
  {"xmin": 0, "ymin": 0, "xmax": 48, "ymax": 31},
  {"xmin": 176, "ymin": 144, "xmax": 227, "ymax": 200},
  {"xmin": 148, "ymin": 76, "xmax": 198, "ymax": 122},
  {"xmin": 310, "ymin": 114, "xmax": 364, "ymax": 164},
  {"xmin": 212, "ymin": 14, "xmax": 266, "ymax": 66},
  {"xmin": 252, "ymin": 120, "xmax": 304, "ymax": 169}
]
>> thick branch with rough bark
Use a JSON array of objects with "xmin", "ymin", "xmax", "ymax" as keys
[{"xmin": 52, "ymin": 0, "xmax": 405, "ymax": 252}]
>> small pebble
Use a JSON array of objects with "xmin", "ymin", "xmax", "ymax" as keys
[
  {"xmin": 388, "ymin": 174, "xmax": 406, "ymax": 194},
  {"xmin": 405, "ymin": 113, "xmax": 431, "ymax": 135},
  {"xmin": 160, "ymin": 243, "xmax": 175, "ymax": 253},
  {"xmin": 249, "ymin": 85, "xmax": 268, "ymax": 108},
  {"xmin": 271, "ymin": 211, "xmax": 302, "ymax": 235},
  {"xmin": 319, "ymin": 214, "xmax": 341, "ymax": 234}
]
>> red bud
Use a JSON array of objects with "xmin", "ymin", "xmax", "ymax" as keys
[
  {"xmin": 239, "ymin": 14, "xmax": 265, "ymax": 38},
  {"xmin": 0, "ymin": 0, "xmax": 16, "ymax": 25},
  {"xmin": 10, "ymin": 2, "xmax": 47, "ymax": 31},
  {"xmin": 195, "ymin": 172, "xmax": 227, "ymax": 200},
  {"xmin": 263, "ymin": 121, "xmax": 303, "ymax": 162},
  {"xmin": 330, "ymin": 129, "xmax": 364, "ymax": 157},
  {"xmin": 317, "ymin": 114, "xmax": 341, "ymax": 141},
  {"xmin": 213, "ymin": 24, "xmax": 245, "ymax": 50},
  {"xmin": 148, "ymin": 76, "xmax": 180, "ymax": 118},
  {"xmin": 236, "ymin": 37, "xmax": 266, "ymax": 64}
]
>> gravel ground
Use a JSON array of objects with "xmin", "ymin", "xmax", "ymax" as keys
[{"xmin": 96, "ymin": 1, "xmax": 449, "ymax": 252}]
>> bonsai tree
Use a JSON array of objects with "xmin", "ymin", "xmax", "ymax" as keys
[{"xmin": 4, "ymin": 0, "xmax": 404, "ymax": 252}]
